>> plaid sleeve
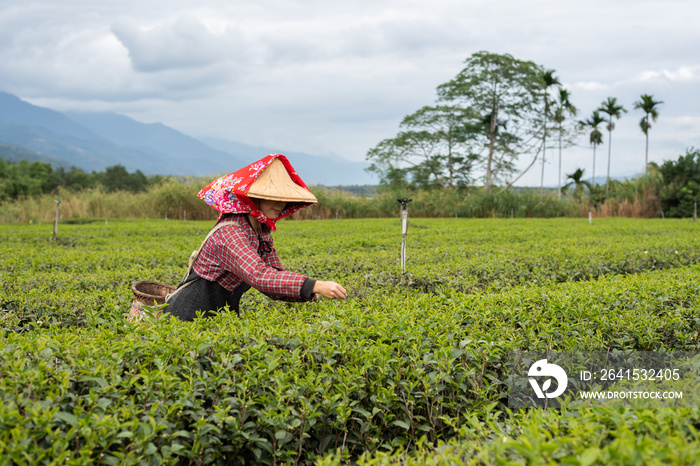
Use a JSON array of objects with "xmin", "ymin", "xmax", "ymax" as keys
[{"xmin": 211, "ymin": 225, "xmax": 308, "ymax": 302}]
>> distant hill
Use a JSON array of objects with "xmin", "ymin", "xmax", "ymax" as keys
[
  {"xmin": 200, "ymin": 138, "xmax": 376, "ymax": 186},
  {"xmin": 0, "ymin": 121, "xmax": 165, "ymax": 173},
  {"xmin": 0, "ymin": 93, "xmax": 256, "ymax": 176},
  {"xmin": 0, "ymin": 140, "xmax": 71, "ymax": 167},
  {"xmin": 64, "ymin": 111, "xmax": 247, "ymax": 173},
  {"xmin": 0, "ymin": 91, "xmax": 377, "ymax": 185},
  {"xmin": 0, "ymin": 91, "xmax": 102, "ymax": 142}
]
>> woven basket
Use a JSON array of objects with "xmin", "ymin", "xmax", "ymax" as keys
[
  {"xmin": 128, "ymin": 281, "xmax": 176, "ymax": 322},
  {"xmin": 132, "ymin": 280, "xmax": 176, "ymax": 306}
]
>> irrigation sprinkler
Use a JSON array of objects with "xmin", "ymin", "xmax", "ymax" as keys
[
  {"xmin": 397, "ymin": 198, "xmax": 413, "ymax": 274},
  {"xmin": 53, "ymin": 200, "xmax": 61, "ymax": 236},
  {"xmin": 588, "ymin": 210, "xmax": 592, "ymax": 225}
]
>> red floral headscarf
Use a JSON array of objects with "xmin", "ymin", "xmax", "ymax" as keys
[{"xmin": 197, "ymin": 154, "xmax": 314, "ymax": 231}]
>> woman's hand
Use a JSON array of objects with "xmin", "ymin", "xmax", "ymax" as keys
[{"xmin": 313, "ymin": 281, "xmax": 348, "ymax": 300}]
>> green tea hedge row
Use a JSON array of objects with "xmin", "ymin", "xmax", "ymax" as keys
[
  {"xmin": 1, "ymin": 261, "xmax": 699, "ymax": 464},
  {"xmin": 319, "ymin": 406, "xmax": 700, "ymax": 465},
  {"xmin": 1, "ymin": 218, "xmax": 699, "ymax": 331}
]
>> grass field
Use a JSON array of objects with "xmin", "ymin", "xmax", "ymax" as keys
[{"xmin": 1, "ymin": 217, "xmax": 699, "ymax": 464}]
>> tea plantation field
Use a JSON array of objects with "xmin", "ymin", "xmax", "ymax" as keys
[{"xmin": 1, "ymin": 217, "xmax": 699, "ymax": 465}]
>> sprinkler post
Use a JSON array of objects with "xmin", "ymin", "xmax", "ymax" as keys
[
  {"xmin": 397, "ymin": 198, "xmax": 412, "ymax": 274},
  {"xmin": 53, "ymin": 200, "xmax": 61, "ymax": 236}
]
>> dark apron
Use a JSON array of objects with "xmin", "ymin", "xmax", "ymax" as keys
[{"xmin": 165, "ymin": 270, "xmax": 251, "ymax": 321}]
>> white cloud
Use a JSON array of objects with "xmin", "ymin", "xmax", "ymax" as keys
[
  {"xmin": 638, "ymin": 70, "xmax": 662, "ymax": 81},
  {"xmin": 570, "ymin": 82, "xmax": 608, "ymax": 91},
  {"xmin": 636, "ymin": 65, "xmax": 700, "ymax": 83},
  {"xmin": 663, "ymin": 115, "xmax": 700, "ymax": 131},
  {"xmin": 111, "ymin": 15, "xmax": 245, "ymax": 73},
  {"xmin": 662, "ymin": 65, "xmax": 700, "ymax": 82}
]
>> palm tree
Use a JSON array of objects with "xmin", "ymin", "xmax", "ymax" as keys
[
  {"xmin": 579, "ymin": 111, "xmax": 605, "ymax": 185},
  {"xmin": 598, "ymin": 97, "xmax": 627, "ymax": 195},
  {"xmin": 540, "ymin": 69, "xmax": 561, "ymax": 194},
  {"xmin": 553, "ymin": 88, "xmax": 577, "ymax": 199},
  {"xmin": 633, "ymin": 94, "xmax": 663, "ymax": 172},
  {"xmin": 562, "ymin": 168, "xmax": 592, "ymax": 202}
]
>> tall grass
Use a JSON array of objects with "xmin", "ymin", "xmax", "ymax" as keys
[
  {"xmin": 1, "ymin": 179, "xmax": 585, "ymax": 224},
  {"xmin": 2, "ymin": 171, "xmax": 672, "ymax": 224},
  {"xmin": 0, "ymin": 179, "xmax": 217, "ymax": 223},
  {"xmin": 590, "ymin": 169, "xmax": 663, "ymax": 218}
]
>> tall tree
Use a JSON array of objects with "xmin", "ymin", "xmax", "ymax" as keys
[
  {"xmin": 562, "ymin": 168, "xmax": 592, "ymax": 202},
  {"xmin": 436, "ymin": 51, "xmax": 544, "ymax": 191},
  {"xmin": 579, "ymin": 110, "xmax": 605, "ymax": 185},
  {"xmin": 366, "ymin": 105, "xmax": 480, "ymax": 188},
  {"xmin": 539, "ymin": 69, "xmax": 561, "ymax": 194},
  {"xmin": 552, "ymin": 88, "xmax": 578, "ymax": 199},
  {"xmin": 658, "ymin": 148, "xmax": 700, "ymax": 218},
  {"xmin": 598, "ymin": 97, "xmax": 627, "ymax": 195},
  {"xmin": 633, "ymin": 94, "xmax": 663, "ymax": 172}
]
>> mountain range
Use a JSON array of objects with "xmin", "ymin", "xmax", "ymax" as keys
[{"xmin": 0, "ymin": 91, "xmax": 376, "ymax": 185}]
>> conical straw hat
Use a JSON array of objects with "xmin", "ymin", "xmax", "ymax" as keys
[{"xmin": 247, "ymin": 158, "xmax": 318, "ymax": 203}]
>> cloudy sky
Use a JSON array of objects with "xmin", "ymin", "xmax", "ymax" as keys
[{"xmin": 1, "ymin": 0, "xmax": 699, "ymax": 186}]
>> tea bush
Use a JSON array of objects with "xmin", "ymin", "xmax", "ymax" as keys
[{"xmin": 0, "ymin": 218, "xmax": 699, "ymax": 464}]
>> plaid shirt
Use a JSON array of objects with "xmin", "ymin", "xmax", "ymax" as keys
[{"xmin": 193, "ymin": 214, "xmax": 311, "ymax": 302}]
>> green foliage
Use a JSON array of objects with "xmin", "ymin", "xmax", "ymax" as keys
[
  {"xmin": 658, "ymin": 148, "xmax": 700, "ymax": 217},
  {"xmin": 598, "ymin": 97, "xmax": 627, "ymax": 130},
  {"xmin": 582, "ymin": 111, "xmax": 605, "ymax": 147},
  {"xmin": 562, "ymin": 168, "xmax": 592, "ymax": 201},
  {"xmin": 366, "ymin": 106, "xmax": 481, "ymax": 189},
  {"xmin": 634, "ymin": 94, "xmax": 664, "ymax": 171},
  {"xmin": 366, "ymin": 51, "xmax": 560, "ymax": 192},
  {"xmin": 100, "ymin": 165, "xmax": 149, "ymax": 193},
  {"xmin": 0, "ymin": 159, "xmax": 56, "ymax": 200},
  {"xmin": 324, "ymin": 406, "xmax": 700, "ymax": 465},
  {"xmin": 634, "ymin": 94, "xmax": 662, "ymax": 137},
  {"xmin": 0, "ymin": 158, "xmax": 163, "ymax": 201},
  {"xmin": 437, "ymin": 51, "xmax": 546, "ymax": 190},
  {"xmin": 1, "ymin": 218, "xmax": 699, "ymax": 463}
]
